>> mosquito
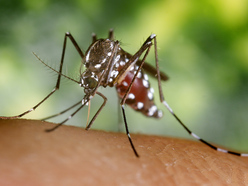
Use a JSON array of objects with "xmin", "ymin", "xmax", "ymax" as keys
[{"xmin": 1, "ymin": 29, "xmax": 247, "ymax": 157}]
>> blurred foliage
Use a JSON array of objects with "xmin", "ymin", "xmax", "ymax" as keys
[{"xmin": 0, "ymin": 0, "xmax": 248, "ymax": 152}]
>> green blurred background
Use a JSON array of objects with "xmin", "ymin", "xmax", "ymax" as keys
[{"xmin": 0, "ymin": 0, "xmax": 248, "ymax": 152}]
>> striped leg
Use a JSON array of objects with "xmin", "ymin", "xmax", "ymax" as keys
[
  {"xmin": 0, "ymin": 32, "xmax": 83, "ymax": 120},
  {"xmin": 118, "ymin": 35, "xmax": 158, "ymax": 157},
  {"xmin": 40, "ymin": 100, "xmax": 82, "ymax": 121},
  {"xmin": 151, "ymin": 34, "xmax": 248, "ymax": 157}
]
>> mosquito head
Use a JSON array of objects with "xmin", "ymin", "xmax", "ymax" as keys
[{"xmin": 80, "ymin": 70, "xmax": 99, "ymax": 94}]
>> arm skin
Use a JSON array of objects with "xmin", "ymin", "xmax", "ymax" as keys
[{"xmin": 0, "ymin": 119, "xmax": 248, "ymax": 185}]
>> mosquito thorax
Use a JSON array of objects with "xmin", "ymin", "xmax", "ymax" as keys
[
  {"xmin": 84, "ymin": 38, "xmax": 118, "ymax": 72},
  {"xmin": 80, "ymin": 38, "xmax": 120, "ymax": 92}
]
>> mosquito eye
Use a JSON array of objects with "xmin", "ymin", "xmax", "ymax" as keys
[
  {"xmin": 85, "ymin": 63, "xmax": 89, "ymax": 68},
  {"xmin": 85, "ymin": 77, "xmax": 97, "ymax": 89}
]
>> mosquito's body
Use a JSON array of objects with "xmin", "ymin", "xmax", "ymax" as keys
[
  {"xmin": 83, "ymin": 37, "xmax": 164, "ymax": 118},
  {"xmin": 1, "ymin": 29, "xmax": 247, "ymax": 157}
]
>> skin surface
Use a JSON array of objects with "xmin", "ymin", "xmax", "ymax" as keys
[{"xmin": 0, "ymin": 119, "xmax": 248, "ymax": 185}]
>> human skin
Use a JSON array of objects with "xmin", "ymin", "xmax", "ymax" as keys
[{"xmin": 0, "ymin": 119, "xmax": 248, "ymax": 185}]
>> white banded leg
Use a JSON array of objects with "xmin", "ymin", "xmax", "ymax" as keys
[
  {"xmin": 151, "ymin": 33, "xmax": 248, "ymax": 157},
  {"xmin": 1, "ymin": 32, "xmax": 84, "ymax": 120},
  {"xmin": 118, "ymin": 35, "xmax": 157, "ymax": 157}
]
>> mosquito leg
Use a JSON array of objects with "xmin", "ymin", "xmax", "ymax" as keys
[
  {"xmin": 117, "ymin": 97, "xmax": 123, "ymax": 132},
  {"xmin": 45, "ymin": 100, "xmax": 87, "ymax": 132},
  {"xmin": 150, "ymin": 34, "xmax": 248, "ymax": 156},
  {"xmin": 46, "ymin": 91, "xmax": 105, "ymax": 132},
  {"xmin": 161, "ymin": 92, "xmax": 248, "ymax": 156},
  {"xmin": 120, "ymin": 41, "xmax": 152, "ymax": 105},
  {"xmin": 85, "ymin": 92, "xmax": 107, "ymax": 130},
  {"xmin": 64, "ymin": 32, "xmax": 85, "ymax": 59},
  {"xmin": 117, "ymin": 35, "xmax": 155, "ymax": 157},
  {"xmin": 0, "ymin": 32, "xmax": 84, "ymax": 120},
  {"xmin": 0, "ymin": 88, "xmax": 57, "ymax": 119},
  {"xmin": 40, "ymin": 100, "xmax": 82, "ymax": 121},
  {"xmin": 121, "ymin": 105, "xmax": 139, "ymax": 157},
  {"xmin": 153, "ymin": 35, "xmax": 164, "ymax": 103}
]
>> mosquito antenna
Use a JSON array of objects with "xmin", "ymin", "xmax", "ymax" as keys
[{"xmin": 32, "ymin": 52, "xmax": 80, "ymax": 84}]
